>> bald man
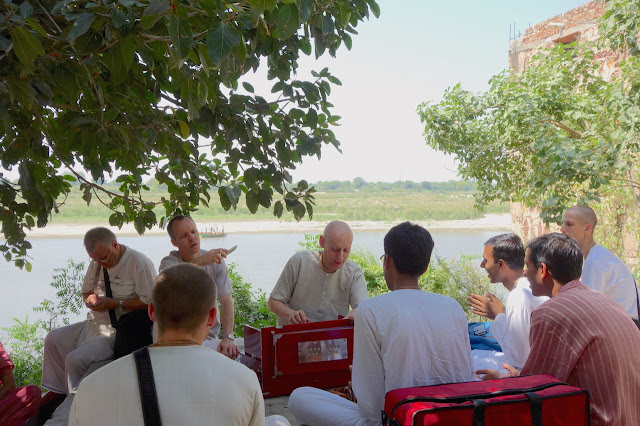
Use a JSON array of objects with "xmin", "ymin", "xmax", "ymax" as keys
[
  {"xmin": 268, "ymin": 221, "xmax": 369, "ymax": 325},
  {"xmin": 561, "ymin": 205, "xmax": 639, "ymax": 322}
]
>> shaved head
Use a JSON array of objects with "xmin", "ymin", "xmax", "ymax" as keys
[
  {"xmin": 319, "ymin": 221, "xmax": 354, "ymax": 273},
  {"xmin": 565, "ymin": 205, "xmax": 597, "ymax": 228}
]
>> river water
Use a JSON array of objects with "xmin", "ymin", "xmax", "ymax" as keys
[{"xmin": 1, "ymin": 228, "xmax": 498, "ymax": 331}]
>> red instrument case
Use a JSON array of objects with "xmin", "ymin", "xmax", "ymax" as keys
[
  {"xmin": 240, "ymin": 319, "xmax": 354, "ymax": 398},
  {"xmin": 382, "ymin": 375, "xmax": 590, "ymax": 426}
]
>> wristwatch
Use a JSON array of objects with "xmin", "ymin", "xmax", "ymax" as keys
[
  {"xmin": 223, "ymin": 334, "xmax": 234, "ymax": 340},
  {"xmin": 118, "ymin": 299, "xmax": 124, "ymax": 311}
]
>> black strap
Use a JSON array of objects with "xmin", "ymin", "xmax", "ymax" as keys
[
  {"xmin": 471, "ymin": 399, "xmax": 486, "ymax": 426},
  {"xmin": 633, "ymin": 278, "xmax": 640, "ymax": 330},
  {"xmin": 133, "ymin": 347, "xmax": 162, "ymax": 426},
  {"xmin": 103, "ymin": 267, "xmax": 118, "ymax": 328},
  {"xmin": 525, "ymin": 392, "xmax": 543, "ymax": 426}
]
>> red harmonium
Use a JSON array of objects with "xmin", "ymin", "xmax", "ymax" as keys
[{"xmin": 240, "ymin": 319, "xmax": 354, "ymax": 398}]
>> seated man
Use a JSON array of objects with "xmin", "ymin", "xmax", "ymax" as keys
[
  {"xmin": 468, "ymin": 233, "xmax": 548, "ymax": 369},
  {"xmin": 477, "ymin": 233, "xmax": 640, "ymax": 425},
  {"xmin": 560, "ymin": 205, "xmax": 638, "ymax": 321},
  {"xmin": 289, "ymin": 222, "xmax": 474, "ymax": 426},
  {"xmin": 70, "ymin": 263, "xmax": 289, "ymax": 426},
  {"xmin": 160, "ymin": 215, "xmax": 239, "ymax": 358},
  {"xmin": 41, "ymin": 228, "xmax": 156, "ymax": 399},
  {"xmin": 268, "ymin": 221, "xmax": 369, "ymax": 325}
]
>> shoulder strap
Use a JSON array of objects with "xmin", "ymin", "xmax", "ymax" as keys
[
  {"xmin": 633, "ymin": 278, "xmax": 640, "ymax": 327},
  {"xmin": 103, "ymin": 267, "xmax": 118, "ymax": 328},
  {"xmin": 133, "ymin": 347, "xmax": 162, "ymax": 426}
]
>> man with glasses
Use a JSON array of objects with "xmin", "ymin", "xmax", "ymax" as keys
[{"xmin": 39, "ymin": 227, "xmax": 156, "ymax": 415}]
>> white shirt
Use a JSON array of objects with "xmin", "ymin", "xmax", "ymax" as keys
[
  {"xmin": 352, "ymin": 290, "xmax": 474, "ymax": 425},
  {"xmin": 582, "ymin": 244, "xmax": 638, "ymax": 320},
  {"xmin": 69, "ymin": 345, "xmax": 265, "ymax": 426},
  {"xmin": 490, "ymin": 277, "xmax": 548, "ymax": 369}
]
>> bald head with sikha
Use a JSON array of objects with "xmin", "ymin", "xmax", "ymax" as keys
[{"xmin": 560, "ymin": 205, "xmax": 598, "ymax": 256}]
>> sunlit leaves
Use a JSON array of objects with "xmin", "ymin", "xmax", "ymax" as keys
[
  {"xmin": 206, "ymin": 21, "xmax": 242, "ymax": 65},
  {"xmin": 8, "ymin": 27, "xmax": 43, "ymax": 66}
]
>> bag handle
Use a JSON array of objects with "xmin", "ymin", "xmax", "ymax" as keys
[{"xmin": 133, "ymin": 347, "xmax": 162, "ymax": 426}]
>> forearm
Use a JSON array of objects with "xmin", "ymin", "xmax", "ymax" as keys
[
  {"xmin": 121, "ymin": 297, "xmax": 147, "ymax": 311},
  {"xmin": 267, "ymin": 297, "xmax": 295, "ymax": 318},
  {"xmin": 219, "ymin": 294, "xmax": 235, "ymax": 335}
]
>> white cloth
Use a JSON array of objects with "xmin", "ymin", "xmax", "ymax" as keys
[
  {"xmin": 289, "ymin": 289, "xmax": 474, "ymax": 426},
  {"xmin": 42, "ymin": 246, "xmax": 156, "ymax": 393},
  {"xmin": 270, "ymin": 250, "xmax": 368, "ymax": 326},
  {"xmin": 489, "ymin": 277, "xmax": 548, "ymax": 369},
  {"xmin": 581, "ymin": 244, "xmax": 639, "ymax": 320},
  {"xmin": 159, "ymin": 250, "xmax": 233, "ymax": 338},
  {"xmin": 69, "ymin": 345, "xmax": 274, "ymax": 426}
]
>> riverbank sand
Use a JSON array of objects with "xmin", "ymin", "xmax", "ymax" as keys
[{"xmin": 26, "ymin": 214, "xmax": 512, "ymax": 238}]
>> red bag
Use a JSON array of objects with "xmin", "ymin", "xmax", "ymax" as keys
[{"xmin": 382, "ymin": 375, "xmax": 590, "ymax": 426}]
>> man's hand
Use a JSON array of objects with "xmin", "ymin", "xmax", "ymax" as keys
[
  {"xmin": 195, "ymin": 248, "xmax": 228, "ymax": 266},
  {"xmin": 475, "ymin": 363, "xmax": 520, "ymax": 381},
  {"xmin": 345, "ymin": 309, "xmax": 357, "ymax": 322},
  {"xmin": 87, "ymin": 296, "xmax": 118, "ymax": 312},
  {"xmin": 467, "ymin": 292, "xmax": 505, "ymax": 320},
  {"xmin": 85, "ymin": 293, "xmax": 99, "ymax": 308},
  {"xmin": 217, "ymin": 337, "xmax": 240, "ymax": 359},
  {"xmin": 288, "ymin": 309, "xmax": 309, "ymax": 324}
]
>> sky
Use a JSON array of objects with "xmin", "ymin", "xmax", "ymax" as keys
[{"xmin": 275, "ymin": 0, "xmax": 590, "ymax": 183}]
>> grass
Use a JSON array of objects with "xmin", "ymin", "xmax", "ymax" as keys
[{"xmin": 50, "ymin": 188, "xmax": 509, "ymax": 224}]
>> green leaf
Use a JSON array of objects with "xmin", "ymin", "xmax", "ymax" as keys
[
  {"xmin": 143, "ymin": 0, "xmax": 170, "ymax": 16},
  {"xmin": 178, "ymin": 120, "xmax": 190, "ymax": 138},
  {"xmin": 20, "ymin": 1, "xmax": 33, "ymax": 18},
  {"xmin": 366, "ymin": 0, "xmax": 380, "ymax": 19},
  {"xmin": 9, "ymin": 27, "xmax": 44, "ymax": 66},
  {"xmin": 292, "ymin": 201, "xmax": 305, "ymax": 220},
  {"xmin": 242, "ymin": 82, "xmax": 255, "ymax": 93},
  {"xmin": 119, "ymin": 36, "xmax": 135, "ymax": 70},
  {"xmin": 246, "ymin": 191, "xmax": 259, "ymax": 213},
  {"xmin": 274, "ymin": 200, "xmax": 283, "ymax": 218},
  {"xmin": 296, "ymin": 0, "xmax": 312, "ymax": 22},
  {"xmin": 26, "ymin": 18, "xmax": 48, "ymax": 38},
  {"xmin": 169, "ymin": 17, "xmax": 193, "ymax": 59},
  {"xmin": 218, "ymin": 186, "xmax": 232, "ymax": 210},
  {"xmin": 249, "ymin": 0, "xmax": 277, "ymax": 13},
  {"xmin": 335, "ymin": 4, "xmax": 351, "ymax": 27},
  {"xmin": 68, "ymin": 13, "xmax": 96, "ymax": 41},
  {"xmin": 258, "ymin": 189, "xmax": 272, "ymax": 208},
  {"xmin": 272, "ymin": 4, "xmax": 300, "ymax": 40},
  {"xmin": 206, "ymin": 21, "xmax": 242, "ymax": 66}
]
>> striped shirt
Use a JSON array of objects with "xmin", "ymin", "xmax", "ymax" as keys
[{"xmin": 521, "ymin": 280, "xmax": 640, "ymax": 425}]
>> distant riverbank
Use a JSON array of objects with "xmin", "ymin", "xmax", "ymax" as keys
[{"xmin": 26, "ymin": 214, "xmax": 513, "ymax": 238}]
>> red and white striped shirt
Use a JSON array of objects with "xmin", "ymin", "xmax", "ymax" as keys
[{"xmin": 522, "ymin": 280, "xmax": 640, "ymax": 425}]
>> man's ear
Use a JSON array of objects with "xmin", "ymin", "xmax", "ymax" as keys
[
  {"xmin": 148, "ymin": 303, "xmax": 156, "ymax": 323},
  {"xmin": 498, "ymin": 258, "xmax": 506, "ymax": 269},
  {"xmin": 539, "ymin": 262, "xmax": 551, "ymax": 279},
  {"xmin": 319, "ymin": 235, "xmax": 325, "ymax": 249},
  {"xmin": 170, "ymin": 238, "xmax": 178, "ymax": 248},
  {"xmin": 207, "ymin": 307, "xmax": 217, "ymax": 328}
]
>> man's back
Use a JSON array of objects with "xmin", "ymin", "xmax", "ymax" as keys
[
  {"xmin": 522, "ymin": 281, "xmax": 640, "ymax": 425},
  {"xmin": 582, "ymin": 244, "xmax": 638, "ymax": 319},
  {"xmin": 352, "ymin": 290, "xmax": 474, "ymax": 424},
  {"xmin": 70, "ymin": 345, "xmax": 264, "ymax": 426}
]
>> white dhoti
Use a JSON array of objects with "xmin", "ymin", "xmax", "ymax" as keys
[
  {"xmin": 289, "ymin": 387, "xmax": 375, "ymax": 426},
  {"xmin": 265, "ymin": 414, "xmax": 292, "ymax": 426},
  {"xmin": 41, "ymin": 321, "xmax": 114, "ymax": 394}
]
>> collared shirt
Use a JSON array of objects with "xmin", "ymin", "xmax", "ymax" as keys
[
  {"xmin": 353, "ymin": 290, "xmax": 475, "ymax": 425},
  {"xmin": 522, "ymin": 280, "xmax": 640, "ymax": 425},
  {"xmin": 582, "ymin": 244, "xmax": 638, "ymax": 319},
  {"xmin": 270, "ymin": 250, "xmax": 368, "ymax": 326},
  {"xmin": 490, "ymin": 277, "xmax": 548, "ymax": 369}
]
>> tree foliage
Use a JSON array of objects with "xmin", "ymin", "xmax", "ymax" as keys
[
  {"xmin": 418, "ymin": 41, "xmax": 640, "ymax": 224},
  {"xmin": 0, "ymin": 0, "xmax": 380, "ymax": 269}
]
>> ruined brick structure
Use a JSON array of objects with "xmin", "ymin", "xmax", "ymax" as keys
[{"xmin": 507, "ymin": 0, "xmax": 639, "ymax": 268}]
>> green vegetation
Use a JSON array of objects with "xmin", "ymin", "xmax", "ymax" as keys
[
  {"xmin": 228, "ymin": 265, "xmax": 277, "ymax": 337},
  {"xmin": 1, "ymin": 0, "xmax": 380, "ymax": 269},
  {"xmin": 48, "ymin": 179, "xmax": 509, "ymax": 224}
]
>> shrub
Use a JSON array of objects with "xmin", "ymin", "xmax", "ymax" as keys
[{"xmin": 229, "ymin": 264, "xmax": 276, "ymax": 336}]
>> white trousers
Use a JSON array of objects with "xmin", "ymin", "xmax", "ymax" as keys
[
  {"xmin": 41, "ymin": 321, "xmax": 114, "ymax": 394},
  {"xmin": 288, "ymin": 387, "xmax": 376, "ymax": 426}
]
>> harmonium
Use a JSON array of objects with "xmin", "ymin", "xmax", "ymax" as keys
[{"xmin": 240, "ymin": 318, "xmax": 354, "ymax": 398}]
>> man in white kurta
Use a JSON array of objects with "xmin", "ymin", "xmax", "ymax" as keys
[
  {"xmin": 41, "ymin": 228, "xmax": 156, "ymax": 395},
  {"xmin": 160, "ymin": 215, "xmax": 239, "ymax": 358},
  {"xmin": 468, "ymin": 233, "xmax": 548, "ymax": 369},
  {"xmin": 561, "ymin": 205, "xmax": 638, "ymax": 320},
  {"xmin": 268, "ymin": 221, "xmax": 368, "ymax": 326},
  {"xmin": 69, "ymin": 263, "xmax": 289, "ymax": 426},
  {"xmin": 288, "ymin": 222, "xmax": 474, "ymax": 426}
]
